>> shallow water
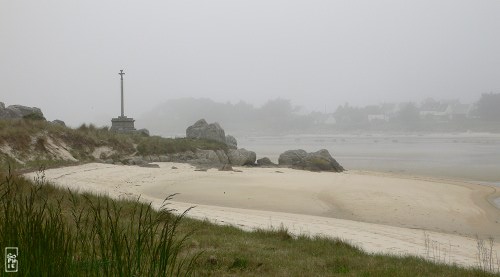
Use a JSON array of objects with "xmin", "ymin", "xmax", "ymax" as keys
[{"xmin": 238, "ymin": 133, "xmax": 500, "ymax": 182}]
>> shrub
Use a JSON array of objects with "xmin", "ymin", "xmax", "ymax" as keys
[{"xmin": 22, "ymin": 113, "xmax": 46, "ymax": 121}]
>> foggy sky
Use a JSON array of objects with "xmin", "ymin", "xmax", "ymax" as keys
[{"xmin": 1, "ymin": 0, "xmax": 499, "ymax": 127}]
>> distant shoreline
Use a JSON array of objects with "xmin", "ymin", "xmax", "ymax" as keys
[{"xmin": 235, "ymin": 133, "xmax": 500, "ymax": 182}]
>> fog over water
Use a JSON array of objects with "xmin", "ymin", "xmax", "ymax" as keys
[{"xmin": 239, "ymin": 133, "xmax": 500, "ymax": 182}]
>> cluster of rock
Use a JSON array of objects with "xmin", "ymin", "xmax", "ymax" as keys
[
  {"xmin": 186, "ymin": 119, "xmax": 238, "ymax": 149},
  {"xmin": 109, "ymin": 148, "xmax": 257, "ymax": 167},
  {"xmin": 104, "ymin": 119, "xmax": 344, "ymax": 172},
  {"xmin": 278, "ymin": 149, "xmax": 344, "ymax": 172},
  {"xmin": 114, "ymin": 148, "xmax": 344, "ymax": 172}
]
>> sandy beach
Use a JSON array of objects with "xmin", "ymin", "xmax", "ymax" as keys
[{"xmin": 25, "ymin": 162, "xmax": 500, "ymax": 269}]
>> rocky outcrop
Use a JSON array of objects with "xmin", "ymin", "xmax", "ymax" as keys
[
  {"xmin": 257, "ymin": 157, "xmax": 276, "ymax": 167},
  {"xmin": 52, "ymin": 119, "xmax": 66, "ymax": 126},
  {"xmin": 278, "ymin": 149, "xmax": 308, "ymax": 166},
  {"xmin": 225, "ymin": 135, "xmax": 237, "ymax": 149},
  {"xmin": 227, "ymin": 148, "xmax": 256, "ymax": 166},
  {"xmin": 195, "ymin": 149, "xmax": 223, "ymax": 164},
  {"xmin": 186, "ymin": 119, "xmax": 238, "ymax": 148},
  {"xmin": 0, "ymin": 103, "xmax": 45, "ymax": 120},
  {"xmin": 186, "ymin": 119, "xmax": 226, "ymax": 144},
  {"xmin": 278, "ymin": 149, "xmax": 344, "ymax": 172},
  {"xmin": 215, "ymin": 150, "xmax": 229, "ymax": 164}
]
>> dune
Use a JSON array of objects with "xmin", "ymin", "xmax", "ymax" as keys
[{"xmin": 25, "ymin": 162, "xmax": 500, "ymax": 269}]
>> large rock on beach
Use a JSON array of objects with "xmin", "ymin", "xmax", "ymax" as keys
[
  {"xmin": 278, "ymin": 149, "xmax": 308, "ymax": 166},
  {"xmin": 227, "ymin": 148, "xmax": 256, "ymax": 166},
  {"xmin": 195, "ymin": 149, "xmax": 222, "ymax": 164},
  {"xmin": 278, "ymin": 149, "xmax": 344, "ymax": 172},
  {"xmin": 186, "ymin": 119, "xmax": 226, "ymax": 144},
  {"xmin": 257, "ymin": 157, "xmax": 277, "ymax": 167},
  {"xmin": 186, "ymin": 119, "xmax": 239, "ymax": 148},
  {"xmin": 215, "ymin": 150, "xmax": 229, "ymax": 164}
]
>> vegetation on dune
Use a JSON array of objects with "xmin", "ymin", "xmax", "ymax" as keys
[
  {"xmin": 137, "ymin": 136, "xmax": 228, "ymax": 156},
  {"xmin": 0, "ymin": 120, "xmax": 136, "ymax": 157},
  {"xmin": 1, "ymin": 167, "xmax": 498, "ymax": 276},
  {"xmin": 0, "ymin": 119, "xmax": 228, "ymax": 172}
]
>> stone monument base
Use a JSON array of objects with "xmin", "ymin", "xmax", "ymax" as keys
[{"xmin": 110, "ymin": 116, "xmax": 136, "ymax": 132}]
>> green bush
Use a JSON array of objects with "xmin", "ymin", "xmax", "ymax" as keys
[
  {"xmin": 22, "ymin": 112, "xmax": 46, "ymax": 121},
  {"xmin": 137, "ymin": 137, "xmax": 227, "ymax": 155}
]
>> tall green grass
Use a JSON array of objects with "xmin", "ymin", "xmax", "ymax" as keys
[{"xmin": 0, "ymin": 167, "xmax": 199, "ymax": 276}]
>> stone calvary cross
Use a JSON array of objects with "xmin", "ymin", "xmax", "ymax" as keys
[
  {"xmin": 119, "ymin": 69, "xmax": 125, "ymax": 117},
  {"xmin": 110, "ymin": 69, "xmax": 136, "ymax": 132}
]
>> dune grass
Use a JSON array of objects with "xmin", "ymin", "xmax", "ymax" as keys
[
  {"xmin": 0, "ymin": 167, "xmax": 199, "ymax": 276},
  {"xmin": 0, "ymin": 120, "xmax": 137, "ymax": 162},
  {"xmin": 1, "ymin": 168, "xmax": 499, "ymax": 276},
  {"xmin": 136, "ymin": 136, "xmax": 228, "ymax": 156}
]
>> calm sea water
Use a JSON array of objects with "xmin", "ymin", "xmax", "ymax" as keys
[{"xmin": 238, "ymin": 133, "xmax": 500, "ymax": 183}]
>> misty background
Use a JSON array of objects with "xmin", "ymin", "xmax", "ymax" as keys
[{"xmin": 1, "ymin": 0, "xmax": 500, "ymax": 133}]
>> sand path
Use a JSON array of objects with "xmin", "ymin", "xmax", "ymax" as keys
[{"xmin": 25, "ymin": 162, "xmax": 500, "ymax": 270}]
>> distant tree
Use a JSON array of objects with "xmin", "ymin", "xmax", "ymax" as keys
[
  {"xmin": 396, "ymin": 102, "xmax": 420, "ymax": 128},
  {"xmin": 257, "ymin": 98, "xmax": 307, "ymax": 133},
  {"xmin": 420, "ymin": 98, "xmax": 446, "ymax": 111},
  {"xmin": 333, "ymin": 103, "xmax": 367, "ymax": 125},
  {"xmin": 476, "ymin": 93, "xmax": 500, "ymax": 121},
  {"xmin": 258, "ymin": 98, "xmax": 295, "ymax": 117}
]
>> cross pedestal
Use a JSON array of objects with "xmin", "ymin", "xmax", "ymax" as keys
[
  {"xmin": 111, "ymin": 116, "xmax": 136, "ymax": 132},
  {"xmin": 111, "ymin": 70, "xmax": 136, "ymax": 132}
]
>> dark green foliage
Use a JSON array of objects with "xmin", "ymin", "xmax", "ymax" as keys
[
  {"xmin": 22, "ymin": 112, "xmax": 46, "ymax": 121},
  {"xmin": 229, "ymin": 257, "xmax": 248, "ymax": 270}
]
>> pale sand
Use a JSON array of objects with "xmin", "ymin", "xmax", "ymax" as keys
[{"xmin": 25, "ymin": 163, "xmax": 500, "ymax": 269}]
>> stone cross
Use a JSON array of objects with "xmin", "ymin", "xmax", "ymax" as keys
[{"xmin": 119, "ymin": 70, "xmax": 125, "ymax": 117}]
